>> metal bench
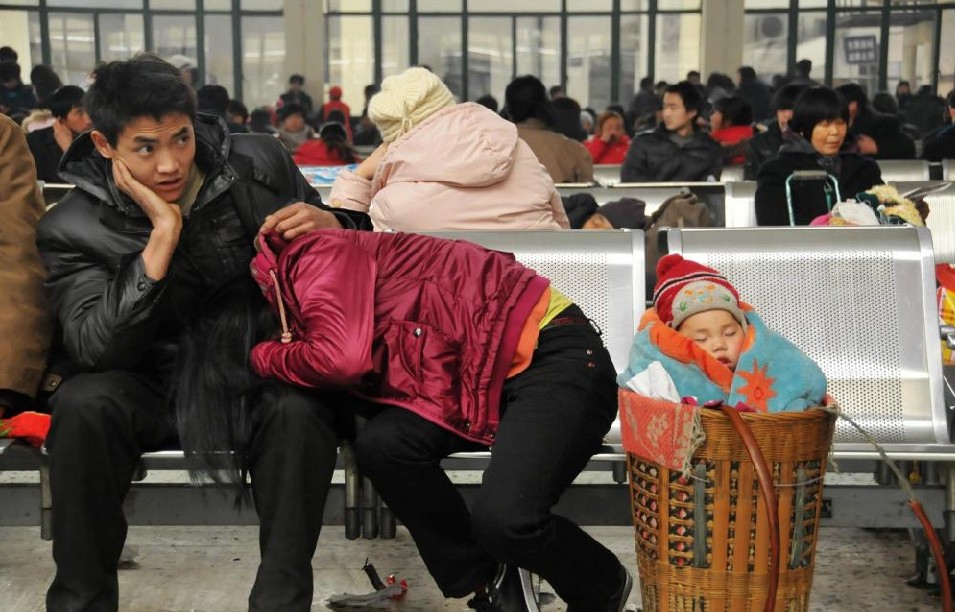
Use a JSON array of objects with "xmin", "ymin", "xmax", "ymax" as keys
[
  {"xmin": 592, "ymin": 164, "xmax": 622, "ymax": 186},
  {"xmin": 664, "ymin": 225, "xmax": 949, "ymax": 456},
  {"xmin": 719, "ymin": 165, "xmax": 745, "ymax": 182},
  {"xmin": 878, "ymin": 159, "xmax": 931, "ymax": 182},
  {"xmin": 16, "ymin": 230, "xmax": 644, "ymax": 539},
  {"xmin": 924, "ymin": 181, "xmax": 955, "ymax": 264},
  {"xmin": 662, "ymin": 226, "xmax": 955, "ymax": 540}
]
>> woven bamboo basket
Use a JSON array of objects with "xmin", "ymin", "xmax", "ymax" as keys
[{"xmin": 621, "ymin": 391, "xmax": 836, "ymax": 612}]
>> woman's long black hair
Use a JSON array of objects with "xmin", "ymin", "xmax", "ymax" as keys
[
  {"xmin": 319, "ymin": 117, "xmax": 358, "ymax": 164},
  {"xmin": 174, "ymin": 276, "xmax": 277, "ymax": 507}
]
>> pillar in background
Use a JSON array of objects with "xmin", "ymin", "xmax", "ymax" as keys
[
  {"xmin": 701, "ymin": 0, "xmax": 745, "ymax": 80},
  {"xmin": 284, "ymin": 0, "xmax": 324, "ymax": 111}
]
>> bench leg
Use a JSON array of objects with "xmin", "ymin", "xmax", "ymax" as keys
[
  {"xmin": 361, "ymin": 475, "xmax": 379, "ymax": 539},
  {"xmin": 40, "ymin": 453, "xmax": 52, "ymax": 541},
  {"xmin": 130, "ymin": 461, "xmax": 147, "ymax": 482},
  {"xmin": 612, "ymin": 461, "xmax": 627, "ymax": 484},
  {"xmin": 379, "ymin": 504, "xmax": 395, "ymax": 540},
  {"xmin": 342, "ymin": 443, "xmax": 361, "ymax": 540},
  {"xmin": 517, "ymin": 568, "xmax": 543, "ymax": 611},
  {"xmin": 946, "ymin": 464, "xmax": 955, "ymax": 544}
]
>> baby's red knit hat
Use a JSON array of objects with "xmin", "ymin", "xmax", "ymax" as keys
[{"xmin": 653, "ymin": 254, "xmax": 747, "ymax": 330}]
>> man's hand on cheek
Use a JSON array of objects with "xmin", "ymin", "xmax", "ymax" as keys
[
  {"xmin": 261, "ymin": 202, "xmax": 343, "ymax": 241},
  {"xmin": 112, "ymin": 158, "xmax": 183, "ymax": 232}
]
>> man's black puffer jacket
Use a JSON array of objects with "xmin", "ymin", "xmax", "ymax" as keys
[
  {"xmin": 743, "ymin": 122, "xmax": 783, "ymax": 181},
  {"xmin": 36, "ymin": 113, "xmax": 370, "ymax": 377},
  {"xmin": 621, "ymin": 125, "xmax": 723, "ymax": 183}
]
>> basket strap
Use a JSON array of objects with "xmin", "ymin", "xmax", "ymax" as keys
[{"xmin": 716, "ymin": 406, "xmax": 780, "ymax": 612}]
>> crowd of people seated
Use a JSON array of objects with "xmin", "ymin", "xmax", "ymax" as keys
[
  {"xmin": 0, "ymin": 43, "xmax": 953, "ymax": 612},
  {"xmin": 5, "ymin": 43, "xmax": 953, "ymax": 194}
]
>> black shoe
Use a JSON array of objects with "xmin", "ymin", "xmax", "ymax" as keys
[
  {"xmin": 567, "ymin": 564, "xmax": 633, "ymax": 612},
  {"xmin": 467, "ymin": 564, "xmax": 539, "ymax": 612}
]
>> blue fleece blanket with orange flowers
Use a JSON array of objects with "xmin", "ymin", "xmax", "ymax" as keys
[{"xmin": 617, "ymin": 308, "xmax": 827, "ymax": 413}]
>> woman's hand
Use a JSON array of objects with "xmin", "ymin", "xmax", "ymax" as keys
[{"xmin": 354, "ymin": 143, "xmax": 389, "ymax": 181}]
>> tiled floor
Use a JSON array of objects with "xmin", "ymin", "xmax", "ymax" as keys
[{"xmin": 0, "ymin": 524, "xmax": 945, "ymax": 611}]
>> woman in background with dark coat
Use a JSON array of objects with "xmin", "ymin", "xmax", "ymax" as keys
[{"xmin": 755, "ymin": 87, "xmax": 882, "ymax": 226}]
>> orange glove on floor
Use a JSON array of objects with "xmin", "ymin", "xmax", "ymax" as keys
[{"xmin": 0, "ymin": 411, "xmax": 51, "ymax": 448}]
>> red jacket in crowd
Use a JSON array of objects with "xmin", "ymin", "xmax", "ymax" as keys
[
  {"xmin": 711, "ymin": 125, "xmax": 755, "ymax": 166},
  {"xmin": 584, "ymin": 135, "xmax": 631, "ymax": 165},
  {"xmin": 292, "ymin": 139, "xmax": 358, "ymax": 166}
]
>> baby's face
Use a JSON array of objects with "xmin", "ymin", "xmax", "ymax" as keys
[{"xmin": 677, "ymin": 309, "xmax": 745, "ymax": 370}]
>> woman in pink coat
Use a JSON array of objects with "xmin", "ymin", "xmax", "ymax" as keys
[{"xmin": 328, "ymin": 67, "xmax": 569, "ymax": 231}]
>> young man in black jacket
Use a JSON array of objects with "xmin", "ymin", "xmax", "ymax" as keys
[
  {"xmin": 36, "ymin": 53, "xmax": 370, "ymax": 612},
  {"xmin": 26, "ymin": 85, "xmax": 91, "ymax": 183},
  {"xmin": 922, "ymin": 90, "xmax": 955, "ymax": 162},
  {"xmin": 620, "ymin": 81, "xmax": 723, "ymax": 183},
  {"xmin": 836, "ymin": 82, "xmax": 916, "ymax": 160},
  {"xmin": 743, "ymin": 83, "xmax": 808, "ymax": 180}
]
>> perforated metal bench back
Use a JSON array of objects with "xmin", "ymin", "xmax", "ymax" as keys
[
  {"xmin": 925, "ymin": 188, "xmax": 955, "ymax": 264},
  {"xmin": 879, "ymin": 159, "xmax": 931, "ymax": 182},
  {"xmin": 428, "ymin": 230, "xmax": 644, "ymax": 373},
  {"xmin": 667, "ymin": 226, "xmax": 949, "ymax": 450}
]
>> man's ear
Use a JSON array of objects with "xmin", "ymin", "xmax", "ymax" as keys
[{"xmin": 90, "ymin": 130, "xmax": 114, "ymax": 158}]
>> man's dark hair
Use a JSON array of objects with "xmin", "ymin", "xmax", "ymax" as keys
[
  {"xmin": 280, "ymin": 103, "xmax": 306, "ymax": 122},
  {"xmin": 687, "ymin": 70, "xmax": 700, "ymax": 80},
  {"xmin": 795, "ymin": 59, "xmax": 812, "ymax": 77},
  {"xmin": 549, "ymin": 84, "xmax": 564, "ymax": 98},
  {"xmin": 0, "ymin": 46, "xmax": 17, "ymax": 63},
  {"xmin": 737, "ymin": 66, "xmax": 757, "ymax": 83},
  {"xmin": 85, "ymin": 53, "xmax": 196, "ymax": 146},
  {"xmin": 788, "ymin": 86, "xmax": 850, "ymax": 142},
  {"xmin": 872, "ymin": 92, "xmax": 898, "ymax": 115},
  {"xmin": 0, "ymin": 60, "xmax": 21, "ymax": 83},
  {"xmin": 30, "ymin": 64, "xmax": 62, "ymax": 104},
  {"xmin": 705, "ymin": 72, "xmax": 735, "ymax": 93},
  {"xmin": 249, "ymin": 108, "xmax": 274, "ymax": 132},
  {"xmin": 227, "ymin": 99, "xmax": 248, "ymax": 123},
  {"xmin": 713, "ymin": 95, "xmax": 753, "ymax": 127},
  {"xmin": 47, "ymin": 85, "xmax": 86, "ymax": 120},
  {"xmin": 196, "ymin": 84, "xmax": 230, "ymax": 116},
  {"xmin": 834, "ymin": 83, "xmax": 870, "ymax": 114},
  {"xmin": 664, "ymin": 81, "xmax": 705, "ymax": 115},
  {"xmin": 289, "ymin": 74, "xmax": 304, "ymax": 86},
  {"xmin": 505, "ymin": 75, "xmax": 554, "ymax": 126},
  {"xmin": 639, "ymin": 76, "xmax": 654, "ymax": 90},
  {"xmin": 773, "ymin": 83, "xmax": 808, "ymax": 111},
  {"xmin": 475, "ymin": 94, "xmax": 498, "ymax": 113}
]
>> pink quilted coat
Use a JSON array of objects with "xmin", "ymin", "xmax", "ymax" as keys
[{"xmin": 328, "ymin": 102, "xmax": 571, "ymax": 231}]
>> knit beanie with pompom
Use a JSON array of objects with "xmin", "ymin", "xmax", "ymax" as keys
[
  {"xmin": 653, "ymin": 254, "xmax": 747, "ymax": 331},
  {"xmin": 368, "ymin": 67, "xmax": 456, "ymax": 143}
]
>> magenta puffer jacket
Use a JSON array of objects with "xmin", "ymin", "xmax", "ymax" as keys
[{"xmin": 250, "ymin": 229, "xmax": 549, "ymax": 444}]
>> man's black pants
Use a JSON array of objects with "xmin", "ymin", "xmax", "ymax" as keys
[
  {"xmin": 354, "ymin": 315, "xmax": 623, "ymax": 609},
  {"xmin": 44, "ymin": 371, "xmax": 340, "ymax": 612}
]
